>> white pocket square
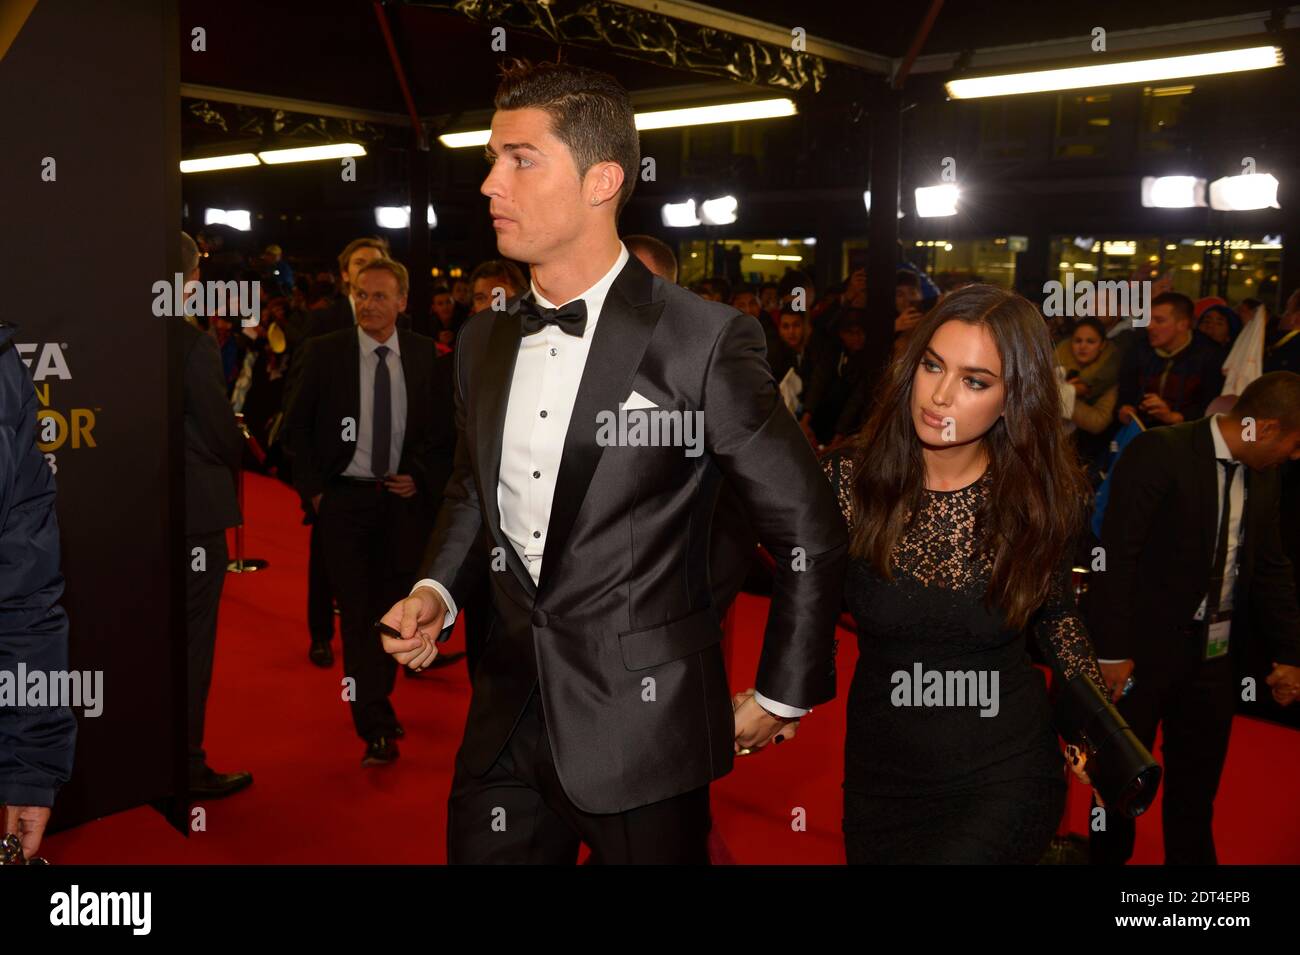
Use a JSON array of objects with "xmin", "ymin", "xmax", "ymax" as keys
[{"xmin": 621, "ymin": 389, "xmax": 658, "ymax": 410}]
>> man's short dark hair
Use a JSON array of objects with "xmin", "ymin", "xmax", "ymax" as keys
[
  {"xmin": 469, "ymin": 258, "xmax": 527, "ymax": 295},
  {"xmin": 494, "ymin": 59, "xmax": 639, "ymax": 215},
  {"xmin": 1153, "ymin": 291, "xmax": 1195, "ymax": 324},
  {"xmin": 1233, "ymin": 371, "xmax": 1300, "ymax": 433},
  {"xmin": 623, "ymin": 234, "xmax": 677, "ymax": 283}
]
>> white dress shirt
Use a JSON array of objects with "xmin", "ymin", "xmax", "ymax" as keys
[
  {"xmin": 1098, "ymin": 414, "xmax": 1244, "ymax": 663},
  {"xmin": 414, "ymin": 243, "xmax": 806, "ymax": 720},
  {"xmin": 342, "ymin": 325, "xmax": 406, "ymax": 478}
]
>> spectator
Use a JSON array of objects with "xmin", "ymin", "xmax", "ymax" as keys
[
  {"xmin": 1117, "ymin": 292, "xmax": 1225, "ymax": 429},
  {"xmin": 800, "ymin": 307, "xmax": 871, "ymax": 446},
  {"xmin": 430, "ymin": 284, "xmax": 457, "ymax": 353},
  {"xmin": 469, "ymin": 258, "xmax": 527, "ymax": 314},
  {"xmin": 1264, "ymin": 288, "xmax": 1300, "ymax": 374},
  {"xmin": 1056, "ymin": 317, "xmax": 1120, "ymax": 466},
  {"xmin": 624, "ymin": 234, "xmax": 678, "ymax": 284}
]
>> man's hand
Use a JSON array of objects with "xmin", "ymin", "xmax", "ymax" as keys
[
  {"xmin": 1266, "ymin": 662, "xmax": 1300, "ymax": 706},
  {"xmin": 1117, "ymin": 404, "xmax": 1136, "ymax": 425},
  {"xmin": 893, "ymin": 307, "xmax": 923, "ymax": 335},
  {"xmin": 384, "ymin": 474, "xmax": 417, "ymax": 498},
  {"xmin": 732, "ymin": 687, "xmax": 799, "ymax": 754},
  {"xmin": 4, "ymin": 805, "xmax": 50, "ymax": 860},
  {"xmin": 379, "ymin": 586, "xmax": 446, "ymax": 670},
  {"xmin": 1139, "ymin": 393, "xmax": 1182, "ymax": 425},
  {"xmin": 1099, "ymin": 659, "xmax": 1134, "ymax": 703}
]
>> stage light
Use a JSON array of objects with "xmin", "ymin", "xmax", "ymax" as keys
[
  {"xmin": 661, "ymin": 199, "xmax": 701, "ymax": 228},
  {"xmin": 1209, "ymin": 173, "xmax": 1281, "ymax": 211},
  {"xmin": 700, "ymin": 195, "xmax": 738, "ymax": 225},
  {"xmin": 915, "ymin": 184, "xmax": 958, "ymax": 218},
  {"xmin": 258, "ymin": 143, "xmax": 366, "ymax": 164},
  {"xmin": 181, "ymin": 153, "xmax": 260, "ymax": 173},
  {"xmin": 945, "ymin": 45, "xmax": 1282, "ymax": 99},
  {"xmin": 374, "ymin": 205, "xmax": 438, "ymax": 229},
  {"xmin": 1141, "ymin": 176, "xmax": 1207, "ymax": 208},
  {"xmin": 204, "ymin": 208, "xmax": 252, "ymax": 231},
  {"xmin": 439, "ymin": 98, "xmax": 797, "ymax": 148}
]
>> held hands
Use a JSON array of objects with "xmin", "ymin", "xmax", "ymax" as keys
[
  {"xmin": 379, "ymin": 586, "xmax": 446, "ymax": 671},
  {"xmin": 732, "ymin": 687, "xmax": 799, "ymax": 755},
  {"xmin": 384, "ymin": 474, "xmax": 417, "ymax": 498},
  {"xmin": 1265, "ymin": 662, "xmax": 1300, "ymax": 706}
]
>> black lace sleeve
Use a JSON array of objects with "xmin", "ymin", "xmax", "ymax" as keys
[
  {"xmin": 819, "ymin": 451, "xmax": 856, "ymax": 530},
  {"xmin": 1031, "ymin": 553, "xmax": 1107, "ymax": 690}
]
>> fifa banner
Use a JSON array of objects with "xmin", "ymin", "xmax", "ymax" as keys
[{"xmin": 0, "ymin": 0, "xmax": 187, "ymax": 830}]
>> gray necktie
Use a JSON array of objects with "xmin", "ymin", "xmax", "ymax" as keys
[{"xmin": 372, "ymin": 345, "xmax": 391, "ymax": 477}]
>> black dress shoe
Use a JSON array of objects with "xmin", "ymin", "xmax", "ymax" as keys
[
  {"xmin": 362, "ymin": 736, "xmax": 398, "ymax": 767},
  {"xmin": 189, "ymin": 766, "xmax": 253, "ymax": 800},
  {"xmin": 309, "ymin": 641, "xmax": 334, "ymax": 667}
]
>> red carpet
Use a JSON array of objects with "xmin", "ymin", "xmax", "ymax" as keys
[{"xmin": 42, "ymin": 473, "xmax": 1300, "ymax": 864}]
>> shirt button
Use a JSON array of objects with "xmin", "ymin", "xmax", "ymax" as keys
[
  {"xmin": 550, "ymin": 347, "xmax": 557, "ymax": 356},
  {"xmin": 532, "ymin": 470, "xmax": 540, "ymax": 478},
  {"xmin": 539, "ymin": 410, "xmax": 547, "ymax": 418},
  {"xmin": 533, "ymin": 531, "xmax": 541, "ymax": 538}
]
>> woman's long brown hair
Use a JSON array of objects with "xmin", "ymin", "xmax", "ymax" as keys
[{"xmin": 845, "ymin": 284, "xmax": 1090, "ymax": 631}]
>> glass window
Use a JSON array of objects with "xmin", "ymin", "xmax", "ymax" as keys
[
  {"xmin": 1139, "ymin": 84, "xmax": 1194, "ymax": 154},
  {"xmin": 1054, "ymin": 92, "xmax": 1111, "ymax": 158}
]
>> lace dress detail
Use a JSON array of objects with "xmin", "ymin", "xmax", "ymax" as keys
[{"xmin": 820, "ymin": 451, "xmax": 1105, "ymax": 689}]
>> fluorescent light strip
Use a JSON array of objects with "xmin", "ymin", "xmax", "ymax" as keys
[
  {"xmin": 945, "ymin": 45, "xmax": 1281, "ymax": 99},
  {"xmin": 438, "ymin": 98, "xmax": 797, "ymax": 148},
  {"xmin": 180, "ymin": 153, "xmax": 260, "ymax": 173},
  {"xmin": 258, "ymin": 143, "xmax": 366, "ymax": 164}
]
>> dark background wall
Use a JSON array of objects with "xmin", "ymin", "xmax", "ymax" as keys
[{"xmin": 0, "ymin": 0, "xmax": 185, "ymax": 830}]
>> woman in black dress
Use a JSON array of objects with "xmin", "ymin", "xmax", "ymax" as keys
[{"xmin": 823, "ymin": 284, "xmax": 1104, "ymax": 864}]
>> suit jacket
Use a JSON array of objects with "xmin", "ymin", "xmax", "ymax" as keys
[
  {"xmin": 182, "ymin": 322, "xmax": 242, "ymax": 535},
  {"xmin": 1085, "ymin": 416, "xmax": 1300, "ymax": 674},
  {"xmin": 420, "ymin": 254, "xmax": 848, "ymax": 813},
  {"xmin": 284, "ymin": 326, "xmax": 455, "ymax": 520}
]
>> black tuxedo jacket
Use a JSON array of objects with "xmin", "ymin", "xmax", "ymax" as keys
[
  {"xmin": 284, "ymin": 326, "xmax": 455, "ymax": 512},
  {"xmin": 1085, "ymin": 416, "xmax": 1300, "ymax": 673},
  {"xmin": 181, "ymin": 322, "xmax": 242, "ymax": 535},
  {"xmin": 420, "ymin": 253, "xmax": 848, "ymax": 813}
]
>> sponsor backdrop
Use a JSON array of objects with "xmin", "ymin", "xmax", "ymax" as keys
[{"xmin": 0, "ymin": 0, "xmax": 186, "ymax": 830}]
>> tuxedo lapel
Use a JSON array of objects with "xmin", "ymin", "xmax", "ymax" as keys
[
  {"xmin": 538, "ymin": 259, "xmax": 665, "ymax": 596},
  {"xmin": 1191, "ymin": 418, "xmax": 1219, "ymax": 573},
  {"xmin": 475, "ymin": 307, "xmax": 538, "ymax": 598}
]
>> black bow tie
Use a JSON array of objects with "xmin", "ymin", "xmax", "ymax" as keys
[{"xmin": 518, "ymin": 296, "xmax": 588, "ymax": 337}]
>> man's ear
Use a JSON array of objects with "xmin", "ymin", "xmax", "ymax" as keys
[{"xmin": 586, "ymin": 160, "xmax": 625, "ymax": 207}]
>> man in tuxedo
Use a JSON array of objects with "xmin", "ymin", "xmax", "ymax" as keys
[
  {"xmin": 380, "ymin": 59, "xmax": 846, "ymax": 863},
  {"xmin": 285, "ymin": 258, "xmax": 454, "ymax": 766},
  {"xmin": 180, "ymin": 231, "xmax": 253, "ymax": 799},
  {"xmin": 1086, "ymin": 371, "xmax": 1300, "ymax": 864}
]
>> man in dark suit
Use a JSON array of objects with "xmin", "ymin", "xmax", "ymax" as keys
[
  {"xmin": 180, "ymin": 231, "xmax": 252, "ymax": 800},
  {"xmin": 380, "ymin": 60, "xmax": 846, "ymax": 863},
  {"xmin": 1086, "ymin": 371, "xmax": 1300, "ymax": 864},
  {"xmin": 285, "ymin": 258, "xmax": 454, "ymax": 766},
  {"xmin": 0, "ymin": 320, "xmax": 77, "ymax": 858}
]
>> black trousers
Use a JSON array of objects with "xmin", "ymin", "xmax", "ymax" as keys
[
  {"xmin": 186, "ymin": 530, "xmax": 229, "ymax": 774},
  {"xmin": 1089, "ymin": 650, "xmax": 1237, "ymax": 865},
  {"xmin": 307, "ymin": 519, "xmax": 335, "ymax": 644},
  {"xmin": 316, "ymin": 482, "xmax": 420, "ymax": 742},
  {"xmin": 446, "ymin": 686, "xmax": 712, "ymax": 864}
]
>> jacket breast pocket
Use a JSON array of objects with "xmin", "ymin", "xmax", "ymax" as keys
[{"xmin": 618, "ymin": 606, "xmax": 723, "ymax": 671}]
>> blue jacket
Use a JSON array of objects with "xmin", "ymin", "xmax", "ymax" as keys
[{"xmin": 0, "ymin": 322, "xmax": 77, "ymax": 807}]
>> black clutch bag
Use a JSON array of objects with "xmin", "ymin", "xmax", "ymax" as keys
[{"xmin": 1053, "ymin": 672, "xmax": 1162, "ymax": 819}]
